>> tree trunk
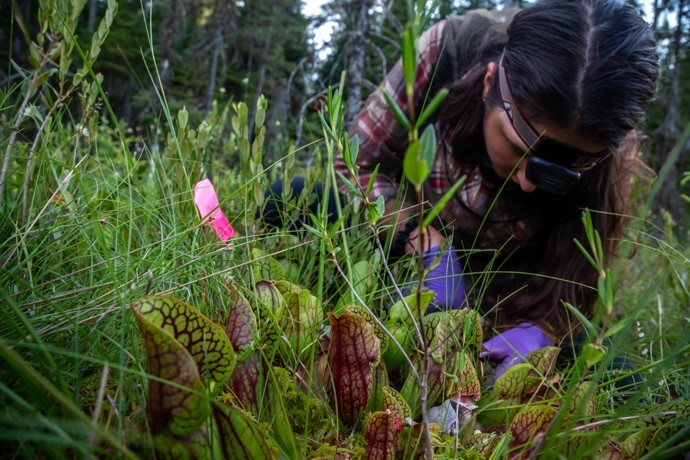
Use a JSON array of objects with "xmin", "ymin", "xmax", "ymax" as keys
[
  {"xmin": 205, "ymin": 29, "xmax": 223, "ymax": 114},
  {"xmin": 652, "ymin": 0, "xmax": 687, "ymax": 225},
  {"xmin": 249, "ymin": 35, "xmax": 273, "ymax": 136},
  {"xmin": 345, "ymin": 0, "xmax": 372, "ymax": 128},
  {"xmin": 88, "ymin": 0, "xmax": 98, "ymax": 33}
]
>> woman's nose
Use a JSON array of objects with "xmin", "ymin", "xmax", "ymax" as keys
[{"xmin": 517, "ymin": 167, "xmax": 538, "ymax": 193}]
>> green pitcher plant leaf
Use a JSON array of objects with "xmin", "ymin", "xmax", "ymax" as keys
[
  {"xmin": 347, "ymin": 305, "xmax": 390, "ymax": 355},
  {"xmin": 326, "ymin": 311, "xmax": 381, "ymax": 426},
  {"xmin": 509, "ymin": 404, "xmax": 557, "ymax": 449},
  {"xmin": 210, "ymin": 403, "xmax": 279, "ymax": 459},
  {"xmin": 388, "ymin": 291, "xmax": 435, "ymax": 322},
  {"xmin": 382, "ymin": 386, "xmax": 413, "ymax": 424},
  {"xmin": 380, "ymin": 319, "xmax": 414, "ymax": 372},
  {"xmin": 622, "ymin": 430, "xmax": 650, "ymax": 458},
  {"xmin": 492, "ymin": 363, "xmax": 533, "ymax": 400},
  {"xmin": 278, "ymin": 287, "xmax": 322, "ymax": 361},
  {"xmin": 463, "ymin": 431, "xmax": 502, "ymax": 457},
  {"xmin": 478, "ymin": 363, "xmax": 533, "ymax": 426},
  {"xmin": 567, "ymin": 380, "xmax": 597, "ymax": 419},
  {"xmin": 251, "ymin": 248, "xmax": 286, "ymax": 281},
  {"xmin": 367, "ymin": 361, "xmax": 391, "ymax": 414},
  {"xmin": 400, "ymin": 355, "xmax": 446, "ymax": 420},
  {"xmin": 428, "ymin": 309, "xmax": 483, "ymax": 364},
  {"xmin": 624, "ymin": 399, "xmax": 690, "ymax": 456},
  {"xmin": 132, "ymin": 295, "xmax": 236, "ymax": 392},
  {"xmin": 526, "ymin": 346, "xmax": 560, "ymax": 377},
  {"xmin": 453, "ymin": 352, "xmax": 481, "ymax": 405},
  {"xmin": 364, "ymin": 410, "xmax": 403, "ymax": 460},
  {"xmin": 647, "ymin": 400, "xmax": 690, "ymax": 450},
  {"xmin": 131, "ymin": 301, "xmax": 210, "ymax": 438},
  {"xmin": 224, "ymin": 282, "xmax": 257, "ymax": 360},
  {"xmin": 253, "ymin": 280, "xmax": 284, "ymax": 350}
]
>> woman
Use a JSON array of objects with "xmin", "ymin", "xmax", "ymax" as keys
[{"xmin": 337, "ymin": 0, "xmax": 659, "ymax": 381}]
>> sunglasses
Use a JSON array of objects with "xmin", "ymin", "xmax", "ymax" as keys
[{"xmin": 497, "ymin": 54, "xmax": 609, "ymax": 194}]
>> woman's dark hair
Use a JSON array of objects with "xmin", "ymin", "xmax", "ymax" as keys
[{"xmin": 440, "ymin": 0, "xmax": 659, "ymax": 338}]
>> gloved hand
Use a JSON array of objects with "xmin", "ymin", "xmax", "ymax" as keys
[
  {"xmin": 427, "ymin": 398, "xmax": 478, "ymax": 435},
  {"xmin": 480, "ymin": 322, "xmax": 553, "ymax": 384},
  {"xmin": 423, "ymin": 245, "xmax": 466, "ymax": 313}
]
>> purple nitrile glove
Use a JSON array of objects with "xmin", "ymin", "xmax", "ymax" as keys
[
  {"xmin": 423, "ymin": 245, "xmax": 466, "ymax": 314},
  {"xmin": 480, "ymin": 322, "xmax": 553, "ymax": 384}
]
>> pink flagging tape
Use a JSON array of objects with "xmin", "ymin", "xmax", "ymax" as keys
[{"xmin": 193, "ymin": 179, "xmax": 236, "ymax": 242}]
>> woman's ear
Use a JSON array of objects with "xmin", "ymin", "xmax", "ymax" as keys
[{"xmin": 483, "ymin": 62, "xmax": 497, "ymax": 99}]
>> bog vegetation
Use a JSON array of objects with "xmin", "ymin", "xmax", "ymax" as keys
[{"xmin": 1, "ymin": 1, "xmax": 689, "ymax": 459}]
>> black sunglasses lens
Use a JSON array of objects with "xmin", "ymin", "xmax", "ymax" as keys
[
  {"xmin": 533, "ymin": 137, "xmax": 607, "ymax": 170},
  {"xmin": 526, "ymin": 156, "xmax": 581, "ymax": 194}
]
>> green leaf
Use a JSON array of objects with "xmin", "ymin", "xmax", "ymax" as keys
[
  {"xmin": 31, "ymin": 69, "xmax": 56, "ymax": 90},
  {"xmin": 336, "ymin": 171, "xmax": 364, "ymax": 200},
  {"xmin": 567, "ymin": 380, "xmax": 597, "ymax": 418},
  {"xmin": 380, "ymin": 321, "xmax": 413, "ymax": 372},
  {"xmin": 401, "ymin": 25, "xmax": 417, "ymax": 92},
  {"xmin": 418, "ymin": 123, "xmax": 436, "ymax": 168},
  {"xmin": 303, "ymin": 223, "xmax": 323, "ymax": 239},
  {"xmin": 403, "ymin": 141, "xmax": 425, "ymax": 188},
  {"xmin": 581, "ymin": 343, "xmax": 606, "ymax": 367},
  {"xmin": 422, "ymin": 175, "xmax": 466, "ymax": 227},
  {"xmin": 349, "ymin": 134, "xmax": 360, "ymax": 168},
  {"xmin": 400, "ymin": 356, "xmax": 445, "ymax": 419},
  {"xmin": 603, "ymin": 315, "xmax": 635, "ymax": 339},
  {"xmin": 178, "ymin": 106, "xmax": 188, "ymax": 130},
  {"xmin": 369, "ymin": 195, "xmax": 385, "ymax": 224},
  {"xmin": 365, "ymin": 164, "xmax": 380, "ymax": 198},
  {"xmin": 415, "ymin": 88, "xmax": 448, "ymax": 129},
  {"xmin": 132, "ymin": 296, "xmax": 236, "ymax": 391},
  {"xmin": 563, "ymin": 302, "xmax": 598, "ymax": 340},
  {"xmin": 382, "ymin": 89, "xmax": 411, "ymax": 131},
  {"xmin": 493, "ymin": 363, "xmax": 532, "ymax": 400},
  {"xmin": 318, "ymin": 111, "xmax": 338, "ymax": 144},
  {"xmin": 29, "ymin": 42, "xmax": 41, "ymax": 68},
  {"xmin": 388, "ymin": 292, "xmax": 436, "ymax": 322},
  {"xmin": 255, "ymin": 95, "xmax": 267, "ymax": 132}
]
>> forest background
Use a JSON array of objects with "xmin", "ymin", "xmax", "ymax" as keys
[{"xmin": 2, "ymin": 0, "xmax": 689, "ymax": 226}]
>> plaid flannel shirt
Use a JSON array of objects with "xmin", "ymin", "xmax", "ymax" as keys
[{"xmin": 336, "ymin": 17, "xmax": 546, "ymax": 263}]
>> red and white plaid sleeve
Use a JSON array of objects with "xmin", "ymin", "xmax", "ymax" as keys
[{"xmin": 335, "ymin": 20, "xmax": 448, "ymax": 202}]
